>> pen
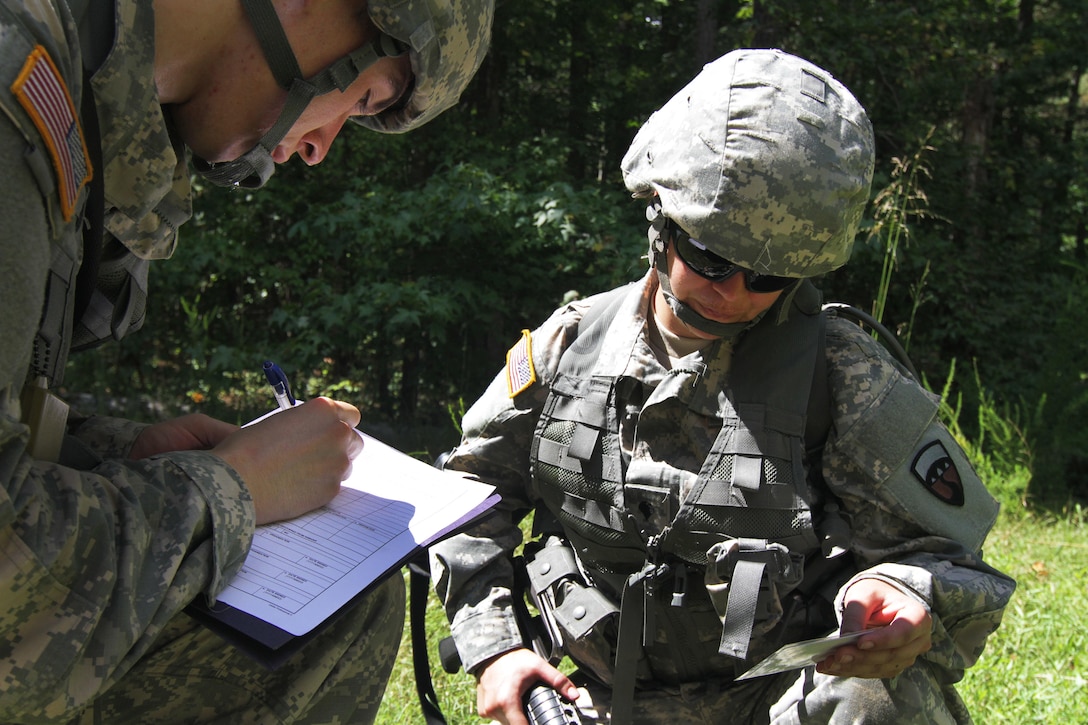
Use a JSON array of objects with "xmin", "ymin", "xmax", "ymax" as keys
[{"xmin": 263, "ymin": 360, "xmax": 296, "ymax": 410}]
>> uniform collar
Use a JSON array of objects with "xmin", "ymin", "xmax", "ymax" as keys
[{"xmin": 91, "ymin": 0, "xmax": 191, "ymax": 260}]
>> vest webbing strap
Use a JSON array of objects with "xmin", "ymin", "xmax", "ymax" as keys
[
  {"xmin": 718, "ymin": 558, "xmax": 765, "ymax": 660},
  {"xmin": 559, "ymin": 284, "xmax": 635, "ymax": 379},
  {"xmin": 611, "ymin": 561, "xmax": 669, "ymax": 725}
]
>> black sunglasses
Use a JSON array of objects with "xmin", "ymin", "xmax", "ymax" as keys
[{"xmin": 668, "ymin": 221, "xmax": 795, "ymax": 293}]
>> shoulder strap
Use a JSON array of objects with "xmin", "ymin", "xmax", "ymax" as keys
[
  {"xmin": 67, "ymin": 0, "xmax": 115, "ymax": 71},
  {"xmin": 805, "ymin": 301, "xmax": 922, "ymax": 462},
  {"xmin": 71, "ymin": 70, "xmax": 103, "ymax": 334},
  {"xmin": 804, "ymin": 310, "xmax": 831, "ymax": 458},
  {"xmin": 30, "ymin": 73, "xmax": 104, "ymax": 384},
  {"xmin": 555, "ymin": 282, "xmax": 636, "ymax": 380}
]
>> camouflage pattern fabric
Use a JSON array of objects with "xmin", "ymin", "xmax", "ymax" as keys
[
  {"xmin": 0, "ymin": 1, "xmax": 402, "ymax": 721},
  {"xmin": 622, "ymin": 49, "xmax": 875, "ymax": 278},
  {"xmin": 559, "ymin": 659, "xmax": 971, "ymax": 724},
  {"xmin": 357, "ymin": 0, "xmax": 495, "ymax": 134},
  {"xmin": 429, "ymin": 272, "xmax": 1015, "ymax": 721},
  {"xmin": 92, "ymin": 0, "xmax": 191, "ymax": 263},
  {"xmin": 74, "ymin": 575, "xmax": 405, "ymax": 725}
]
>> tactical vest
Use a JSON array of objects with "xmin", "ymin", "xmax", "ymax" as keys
[{"xmin": 526, "ymin": 281, "xmax": 850, "ymax": 691}]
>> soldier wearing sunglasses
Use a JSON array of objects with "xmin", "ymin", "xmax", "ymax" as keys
[{"xmin": 430, "ymin": 49, "xmax": 1013, "ymax": 725}]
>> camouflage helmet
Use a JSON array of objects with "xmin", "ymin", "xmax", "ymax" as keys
[
  {"xmin": 357, "ymin": 0, "xmax": 496, "ymax": 134},
  {"xmin": 621, "ymin": 48, "xmax": 875, "ymax": 278},
  {"xmin": 194, "ymin": 0, "xmax": 495, "ymax": 188}
]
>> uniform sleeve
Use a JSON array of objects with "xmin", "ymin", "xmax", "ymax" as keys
[
  {"xmin": 0, "ymin": 59, "xmax": 254, "ymax": 720},
  {"xmin": 429, "ymin": 301, "xmax": 587, "ymax": 674},
  {"xmin": 820, "ymin": 317, "xmax": 1016, "ymax": 675}
]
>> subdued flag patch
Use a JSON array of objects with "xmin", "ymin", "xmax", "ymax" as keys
[
  {"xmin": 506, "ymin": 330, "xmax": 536, "ymax": 397},
  {"xmin": 11, "ymin": 45, "xmax": 91, "ymax": 222},
  {"xmin": 910, "ymin": 440, "xmax": 965, "ymax": 506}
]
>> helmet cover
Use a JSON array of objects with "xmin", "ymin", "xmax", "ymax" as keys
[
  {"xmin": 622, "ymin": 48, "xmax": 875, "ymax": 277},
  {"xmin": 357, "ymin": 0, "xmax": 495, "ymax": 133}
]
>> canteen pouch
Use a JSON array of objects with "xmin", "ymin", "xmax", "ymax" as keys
[{"xmin": 704, "ymin": 538, "xmax": 804, "ymax": 660}]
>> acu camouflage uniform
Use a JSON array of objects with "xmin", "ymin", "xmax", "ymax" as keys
[
  {"xmin": 431, "ymin": 276, "xmax": 1014, "ymax": 724},
  {"xmin": 431, "ymin": 50, "xmax": 1014, "ymax": 725},
  {"xmin": 0, "ymin": 0, "xmax": 402, "ymax": 721}
]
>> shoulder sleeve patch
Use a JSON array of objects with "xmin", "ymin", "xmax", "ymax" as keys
[
  {"xmin": 911, "ymin": 440, "xmax": 965, "ymax": 506},
  {"xmin": 11, "ymin": 45, "xmax": 91, "ymax": 222},
  {"xmin": 506, "ymin": 329, "xmax": 536, "ymax": 398},
  {"xmin": 834, "ymin": 371, "xmax": 998, "ymax": 550}
]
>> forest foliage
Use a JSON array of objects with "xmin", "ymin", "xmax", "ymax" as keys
[{"xmin": 68, "ymin": 0, "xmax": 1088, "ymax": 508}]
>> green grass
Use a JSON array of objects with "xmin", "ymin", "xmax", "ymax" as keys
[
  {"xmin": 374, "ymin": 510, "xmax": 1088, "ymax": 723},
  {"xmin": 957, "ymin": 510, "xmax": 1088, "ymax": 723}
]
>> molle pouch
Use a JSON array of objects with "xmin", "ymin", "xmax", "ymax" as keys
[
  {"xmin": 524, "ymin": 541, "xmax": 621, "ymax": 684},
  {"xmin": 704, "ymin": 538, "xmax": 805, "ymax": 660},
  {"xmin": 552, "ymin": 581, "xmax": 621, "ymax": 684}
]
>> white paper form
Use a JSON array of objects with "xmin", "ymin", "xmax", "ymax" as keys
[{"xmin": 215, "ymin": 431, "xmax": 498, "ymax": 636}]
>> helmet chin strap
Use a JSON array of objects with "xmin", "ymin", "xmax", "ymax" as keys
[
  {"xmin": 654, "ymin": 263, "xmax": 756, "ymax": 340},
  {"xmin": 645, "ymin": 202, "xmax": 786, "ymax": 339},
  {"xmin": 192, "ymin": 0, "xmax": 405, "ymax": 189},
  {"xmin": 645, "ymin": 202, "xmax": 752, "ymax": 339}
]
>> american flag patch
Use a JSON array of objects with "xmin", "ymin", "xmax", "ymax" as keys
[
  {"xmin": 506, "ymin": 330, "xmax": 536, "ymax": 397},
  {"xmin": 11, "ymin": 46, "xmax": 92, "ymax": 222}
]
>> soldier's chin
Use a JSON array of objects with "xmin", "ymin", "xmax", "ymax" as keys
[
  {"xmin": 185, "ymin": 133, "xmax": 258, "ymax": 166},
  {"xmin": 691, "ymin": 302, "xmax": 739, "ymax": 325},
  {"xmin": 197, "ymin": 145, "xmax": 249, "ymax": 165}
]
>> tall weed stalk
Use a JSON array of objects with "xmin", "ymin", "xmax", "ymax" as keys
[
  {"xmin": 935, "ymin": 360, "xmax": 1036, "ymax": 513},
  {"xmin": 868, "ymin": 130, "xmax": 936, "ymax": 331}
]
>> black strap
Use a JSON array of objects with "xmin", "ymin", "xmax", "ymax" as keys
[
  {"xmin": 72, "ymin": 71, "xmax": 103, "ymax": 330},
  {"xmin": 240, "ymin": 0, "xmax": 302, "ymax": 88},
  {"xmin": 409, "ymin": 554, "xmax": 447, "ymax": 725},
  {"xmin": 803, "ymin": 310, "xmax": 831, "ymax": 458},
  {"xmin": 68, "ymin": 0, "xmax": 116, "ymax": 71},
  {"xmin": 822, "ymin": 303, "xmax": 920, "ymax": 381}
]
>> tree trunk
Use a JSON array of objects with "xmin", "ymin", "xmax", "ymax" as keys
[
  {"xmin": 695, "ymin": 0, "xmax": 719, "ymax": 69},
  {"xmin": 566, "ymin": 0, "xmax": 590, "ymax": 179}
]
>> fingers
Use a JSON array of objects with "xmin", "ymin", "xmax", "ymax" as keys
[
  {"xmin": 309, "ymin": 398, "xmax": 364, "ymax": 467},
  {"xmin": 476, "ymin": 649, "xmax": 573, "ymax": 725},
  {"xmin": 535, "ymin": 668, "xmax": 579, "ymax": 703},
  {"xmin": 212, "ymin": 396, "xmax": 363, "ymax": 524},
  {"xmin": 129, "ymin": 413, "xmax": 240, "ymax": 459},
  {"xmin": 818, "ymin": 576, "xmax": 934, "ymax": 679},
  {"xmin": 346, "ymin": 428, "xmax": 365, "ymax": 462},
  {"xmin": 323, "ymin": 396, "xmax": 361, "ymax": 429},
  {"xmin": 819, "ymin": 629, "xmax": 930, "ymax": 679}
]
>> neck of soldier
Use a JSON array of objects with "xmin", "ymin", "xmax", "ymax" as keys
[
  {"xmin": 650, "ymin": 285, "xmax": 717, "ymax": 359},
  {"xmin": 151, "ymin": 0, "xmax": 246, "ymax": 104}
]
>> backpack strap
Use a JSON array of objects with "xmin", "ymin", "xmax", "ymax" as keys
[
  {"xmin": 71, "ymin": 70, "xmax": 103, "ymax": 337},
  {"xmin": 67, "ymin": 0, "xmax": 116, "ymax": 71},
  {"xmin": 804, "ymin": 310, "xmax": 831, "ymax": 458}
]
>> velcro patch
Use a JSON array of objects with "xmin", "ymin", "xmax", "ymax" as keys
[
  {"xmin": 910, "ymin": 440, "xmax": 965, "ymax": 506},
  {"xmin": 506, "ymin": 329, "xmax": 536, "ymax": 397},
  {"xmin": 11, "ymin": 45, "xmax": 92, "ymax": 222}
]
